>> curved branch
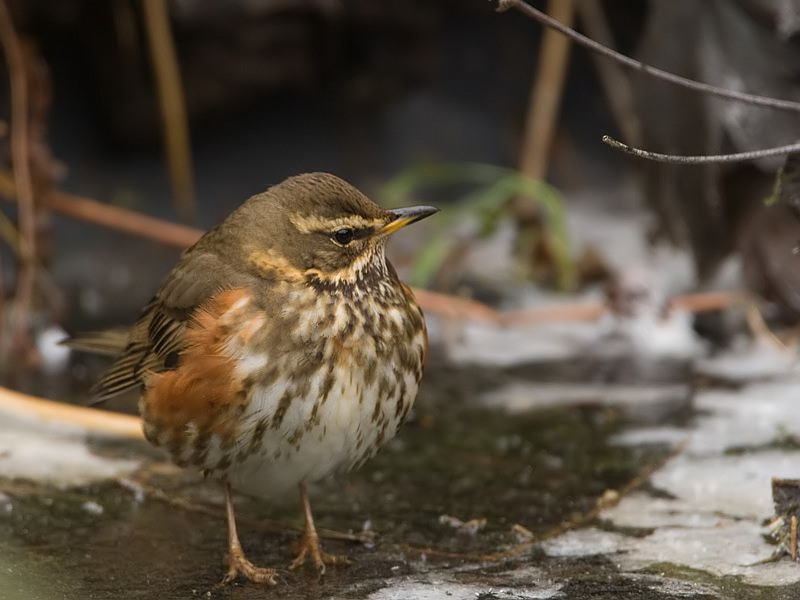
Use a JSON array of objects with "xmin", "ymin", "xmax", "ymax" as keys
[
  {"xmin": 496, "ymin": 0, "xmax": 800, "ymax": 114},
  {"xmin": 603, "ymin": 135, "xmax": 800, "ymax": 164},
  {"xmin": 45, "ymin": 190, "xmax": 202, "ymax": 248}
]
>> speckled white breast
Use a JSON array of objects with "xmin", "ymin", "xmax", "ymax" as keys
[{"xmin": 210, "ymin": 286, "xmax": 425, "ymax": 498}]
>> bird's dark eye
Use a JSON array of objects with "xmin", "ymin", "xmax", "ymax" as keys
[{"xmin": 332, "ymin": 228, "xmax": 354, "ymax": 245}]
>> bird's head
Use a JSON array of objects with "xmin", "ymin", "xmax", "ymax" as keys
[{"xmin": 220, "ymin": 172, "xmax": 438, "ymax": 288}]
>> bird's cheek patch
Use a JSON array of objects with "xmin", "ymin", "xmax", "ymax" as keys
[{"xmin": 248, "ymin": 249, "xmax": 305, "ymax": 282}]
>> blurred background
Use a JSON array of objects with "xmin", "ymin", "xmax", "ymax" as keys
[{"xmin": 2, "ymin": 0, "xmax": 800, "ymax": 401}]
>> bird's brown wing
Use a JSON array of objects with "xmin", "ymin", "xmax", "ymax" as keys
[{"xmin": 87, "ymin": 251, "xmax": 256, "ymax": 402}]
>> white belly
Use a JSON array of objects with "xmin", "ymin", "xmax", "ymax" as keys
[{"xmin": 225, "ymin": 356, "xmax": 419, "ymax": 498}]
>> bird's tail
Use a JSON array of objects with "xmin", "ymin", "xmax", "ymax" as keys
[
  {"xmin": 60, "ymin": 328, "xmax": 130, "ymax": 356},
  {"xmin": 62, "ymin": 328, "xmax": 141, "ymax": 405}
]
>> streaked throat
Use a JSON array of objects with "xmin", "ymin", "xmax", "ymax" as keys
[{"xmin": 304, "ymin": 245, "xmax": 391, "ymax": 295}]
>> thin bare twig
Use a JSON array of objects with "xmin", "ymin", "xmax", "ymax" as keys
[
  {"xmin": 141, "ymin": 0, "xmax": 196, "ymax": 222},
  {"xmin": 496, "ymin": 0, "xmax": 800, "ymax": 114},
  {"xmin": 415, "ymin": 287, "xmax": 741, "ymax": 327},
  {"xmin": 0, "ymin": 170, "xmax": 202, "ymax": 248},
  {"xmin": 603, "ymin": 135, "xmax": 800, "ymax": 165},
  {"xmin": 46, "ymin": 190, "xmax": 202, "ymax": 248},
  {"xmin": 502, "ymin": 300, "xmax": 604, "ymax": 326},
  {"xmin": 411, "ymin": 288, "xmax": 504, "ymax": 325},
  {"xmin": 668, "ymin": 289, "xmax": 746, "ymax": 313},
  {"xmin": 0, "ymin": 0, "xmax": 36, "ymax": 345}
]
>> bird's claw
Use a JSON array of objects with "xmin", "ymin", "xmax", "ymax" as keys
[
  {"xmin": 222, "ymin": 548, "xmax": 278, "ymax": 585},
  {"xmin": 289, "ymin": 531, "xmax": 350, "ymax": 574}
]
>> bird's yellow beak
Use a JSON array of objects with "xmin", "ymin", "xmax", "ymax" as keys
[{"xmin": 380, "ymin": 206, "xmax": 439, "ymax": 236}]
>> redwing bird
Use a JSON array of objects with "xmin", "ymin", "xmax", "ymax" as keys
[{"xmin": 68, "ymin": 172, "xmax": 437, "ymax": 583}]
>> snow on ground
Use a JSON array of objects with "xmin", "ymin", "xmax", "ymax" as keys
[{"xmin": 543, "ymin": 367, "xmax": 800, "ymax": 586}]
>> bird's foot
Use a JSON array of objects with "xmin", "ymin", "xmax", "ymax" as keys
[
  {"xmin": 222, "ymin": 545, "xmax": 278, "ymax": 585},
  {"xmin": 289, "ymin": 529, "xmax": 350, "ymax": 574}
]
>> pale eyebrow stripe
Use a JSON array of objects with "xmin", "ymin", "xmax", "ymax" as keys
[{"xmin": 289, "ymin": 213, "xmax": 384, "ymax": 234}]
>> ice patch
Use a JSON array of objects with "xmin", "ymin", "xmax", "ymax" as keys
[{"xmin": 0, "ymin": 425, "xmax": 140, "ymax": 487}]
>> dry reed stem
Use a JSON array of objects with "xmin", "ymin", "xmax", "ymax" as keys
[
  {"xmin": 518, "ymin": 0, "xmax": 575, "ymax": 180},
  {"xmin": 141, "ymin": 0, "xmax": 196, "ymax": 222},
  {"xmin": 0, "ymin": 0, "xmax": 36, "ymax": 345}
]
